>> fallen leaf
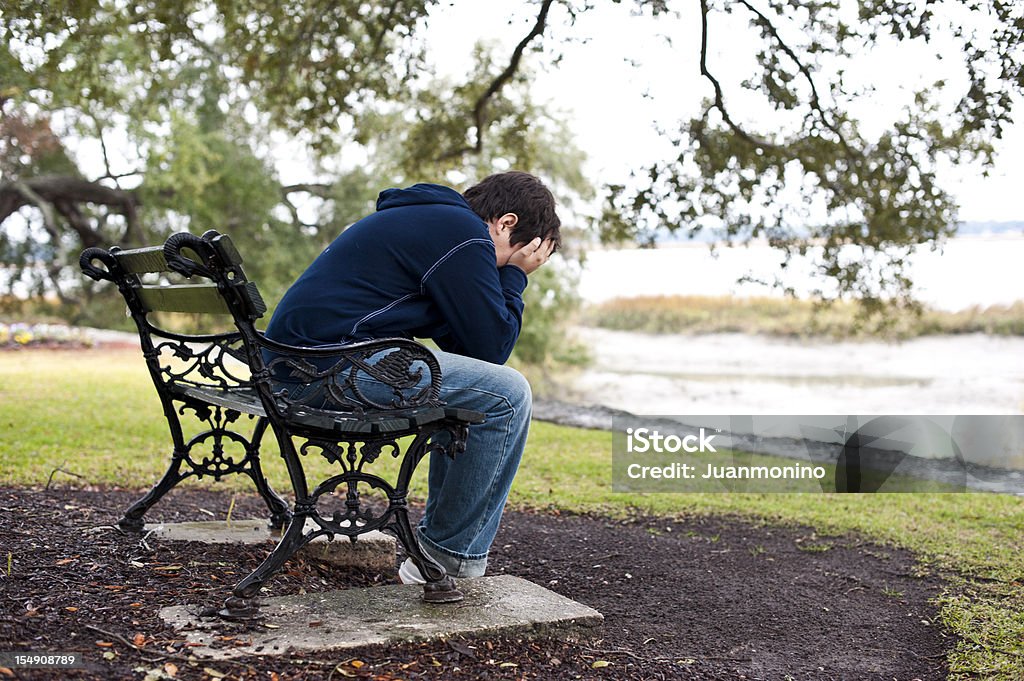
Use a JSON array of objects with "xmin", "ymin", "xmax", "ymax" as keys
[
  {"xmin": 591, "ymin": 660, "xmax": 611, "ymax": 669},
  {"xmin": 0, "ymin": 667, "xmax": 14, "ymax": 678},
  {"xmin": 65, "ymin": 606, "xmax": 79, "ymax": 612},
  {"xmin": 269, "ymin": 672, "xmax": 280, "ymax": 681},
  {"xmin": 55, "ymin": 558, "xmax": 76, "ymax": 565},
  {"xmin": 499, "ymin": 662, "xmax": 518, "ymax": 668},
  {"xmin": 447, "ymin": 641, "xmax": 477, "ymax": 659},
  {"xmin": 102, "ymin": 651, "xmax": 116, "ymax": 661},
  {"xmin": 153, "ymin": 565, "xmax": 183, "ymax": 571},
  {"xmin": 350, "ymin": 660, "xmax": 364, "ymax": 669},
  {"xmin": 203, "ymin": 668, "xmax": 226, "ymax": 679},
  {"xmin": 164, "ymin": 662, "xmax": 178, "ymax": 677},
  {"xmin": 129, "ymin": 602, "xmax": 142, "ymax": 608},
  {"xmin": 133, "ymin": 633, "xmax": 146, "ymax": 647},
  {"xmin": 332, "ymin": 668, "xmax": 356, "ymax": 678},
  {"xmin": 262, "ymin": 623, "xmax": 280, "ymax": 629},
  {"xmin": 95, "ymin": 641, "xmax": 114, "ymax": 648}
]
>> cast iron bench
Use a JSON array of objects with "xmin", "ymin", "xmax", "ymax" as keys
[{"xmin": 80, "ymin": 230, "xmax": 484, "ymax": 619}]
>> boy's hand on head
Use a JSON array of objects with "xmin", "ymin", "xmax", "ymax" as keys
[{"xmin": 507, "ymin": 237, "xmax": 555, "ymax": 275}]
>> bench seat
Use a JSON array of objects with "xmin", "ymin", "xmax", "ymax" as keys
[{"xmin": 174, "ymin": 384, "xmax": 483, "ymax": 436}]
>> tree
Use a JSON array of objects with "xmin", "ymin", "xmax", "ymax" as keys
[
  {"xmin": 603, "ymin": 0, "xmax": 1023, "ymax": 313},
  {"xmin": 1, "ymin": 0, "xmax": 1022, "ymax": 325}
]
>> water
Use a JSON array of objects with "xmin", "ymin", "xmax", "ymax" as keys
[
  {"xmin": 572, "ymin": 327, "xmax": 1024, "ymax": 415},
  {"xmin": 567, "ymin": 327, "xmax": 1024, "ymax": 469},
  {"xmin": 578, "ymin": 235, "xmax": 1024, "ymax": 310}
]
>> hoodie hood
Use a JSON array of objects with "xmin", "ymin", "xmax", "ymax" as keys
[{"xmin": 376, "ymin": 183, "xmax": 471, "ymax": 212}]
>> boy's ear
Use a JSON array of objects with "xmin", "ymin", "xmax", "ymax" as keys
[{"xmin": 499, "ymin": 213, "xmax": 519, "ymax": 231}]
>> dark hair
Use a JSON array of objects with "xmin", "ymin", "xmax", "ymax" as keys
[{"xmin": 463, "ymin": 171, "xmax": 561, "ymax": 251}]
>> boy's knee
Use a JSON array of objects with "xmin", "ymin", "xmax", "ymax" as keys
[
  {"xmin": 497, "ymin": 365, "xmax": 532, "ymax": 412},
  {"xmin": 483, "ymin": 364, "xmax": 532, "ymax": 411}
]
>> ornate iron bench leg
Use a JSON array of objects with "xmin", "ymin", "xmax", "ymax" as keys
[
  {"xmin": 388, "ymin": 421, "xmax": 466, "ymax": 603},
  {"xmin": 245, "ymin": 418, "xmax": 292, "ymax": 531},
  {"xmin": 389, "ymin": 505, "xmax": 463, "ymax": 603},
  {"xmin": 118, "ymin": 451, "xmax": 187, "ymax": 532},
  {"xmin": 218, "ymin": 420, "xmax": 472, "ymax": 619},
  {"xmin": 218, "ymin": 510, "xmax": 312, "ymax": 621}
]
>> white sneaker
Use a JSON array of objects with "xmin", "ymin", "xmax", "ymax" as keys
[{"xmin": 398, "ymin": 558, "xmax": 426, "ymax": 585}]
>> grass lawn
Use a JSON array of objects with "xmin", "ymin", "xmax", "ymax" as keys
[{"xmin": 1, "ymin": 349, "xmax": 1022, "ymax": 679}]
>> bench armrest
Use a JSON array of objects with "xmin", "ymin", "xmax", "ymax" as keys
[{"xmin": 254, "ymin": 334, "xmax": 443, "ymax": 413}]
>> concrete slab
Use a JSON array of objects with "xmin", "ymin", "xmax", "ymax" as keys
[
  {"xmin": 149, "ymin": 519, "xmax": 396, "ymax": 571},
  {"xmin": 159, "ymin": 575, "xmax": 603, "ymax": 660}
]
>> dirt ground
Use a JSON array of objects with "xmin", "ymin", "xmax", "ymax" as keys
[{"xmin": 0, "ymin": 487, "xmax": 949, "ymax": 680}]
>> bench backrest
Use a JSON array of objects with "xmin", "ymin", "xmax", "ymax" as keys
[
  {"xmin": 80, "ymin": 231, "xmax": 268, "ymax": 395},
  {"xmin": 82, "ymin": 231, "xmax": 267, "ymax": 319}
]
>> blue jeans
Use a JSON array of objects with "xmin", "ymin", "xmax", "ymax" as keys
[
  {"xmin": 275, "ymin": 349, "xmax": 532, "ymax": 578},
  {"xmin": 403, "ymin": 350, "xmax": 531, "ymax": 577}
]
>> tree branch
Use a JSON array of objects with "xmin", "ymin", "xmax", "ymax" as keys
[
  {"xmin": 439, "ymin": 0, "xmax": 556, "ymax": 161},
  {"xmin": 53, "ymin": 198, "xmax": 103, "ymax": 249},
  {"xmin": 280, "ymin": 183, "xmax": 332, "ymax": 230},
  {"xmin": 0, "ymin": 176, "xmax": 140, "ymax": 247},
  {"xmin": 8, "ymin": 182, "xmax": 80, "ymax": 305},
  {"xmin": 282, "ymin": 182, "xmax": 333, "ymax": 197},
  {"xmin": 698, "ymin": 0, "xmax": 778, "ymax": 150},
  {"xmin": 96, "ymin": 120, "xmax": 120, "ymax": 189},
  {"xmin": 735, "ymin": 0, "xmax": 860, "ymax": 157},
  {"xmin": 10, "ymin": 181, "xmax": 60, "ymax": 241}
]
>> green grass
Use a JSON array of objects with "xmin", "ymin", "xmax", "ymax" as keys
[
  {"xmin": 583, "ymin": 294, "xmax": 1024, "ymax": 338},
  {"xmin": 2, "ymin": 349, "xmax": 1022, "ymax": 679}
]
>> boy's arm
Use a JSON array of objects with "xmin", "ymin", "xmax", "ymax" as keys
[{"xmin": 423, "ymin": 242, "xmax": 527, "ymax": 365}]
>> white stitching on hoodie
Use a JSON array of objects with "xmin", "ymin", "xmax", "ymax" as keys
[
  {"xmin": 419, "ymin": 238, "xmax": 493, "ymax": 293},
  {"xmin": 349, "ymin": 238, "xmax": 491, "ymax": 335}
]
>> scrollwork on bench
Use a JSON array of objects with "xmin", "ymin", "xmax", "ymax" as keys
[
  {"xmin": 151, "ymin": 333, "xmax": 252, "ymax": 391},
  {"xmin": 261, "ymin": 337, "xmax": 442, "ymax": 415}
]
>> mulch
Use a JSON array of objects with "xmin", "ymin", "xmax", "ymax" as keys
[{"xmin": 0, "ymin": 487, "xmax": 949, "ymax": 680}]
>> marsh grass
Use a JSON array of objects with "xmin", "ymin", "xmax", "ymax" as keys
[{"xmin": 583, "ymin": 295, "xmax": 1024, "ymax": 338}]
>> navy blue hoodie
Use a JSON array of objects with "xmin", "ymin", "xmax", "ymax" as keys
[{"xmin": 264, "ymin": 184, "xmax": 527, "ymax": 365}]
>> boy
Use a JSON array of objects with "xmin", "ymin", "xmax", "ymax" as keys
[{"xmin": 265, "ymin": 171, "xmax": 560, "ymax": 581}]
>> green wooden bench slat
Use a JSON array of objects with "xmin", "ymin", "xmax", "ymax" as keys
[
  {"xmin": 113, "ymin": 245, "xmax": 210, "ymax": 274},
  {"xmin": 138, "ymin": 284, "xmax": 232, "ymax": 314},
  {"xmin": 113, "ymin": 246, "xmax": 168, "ymax": 274}
]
